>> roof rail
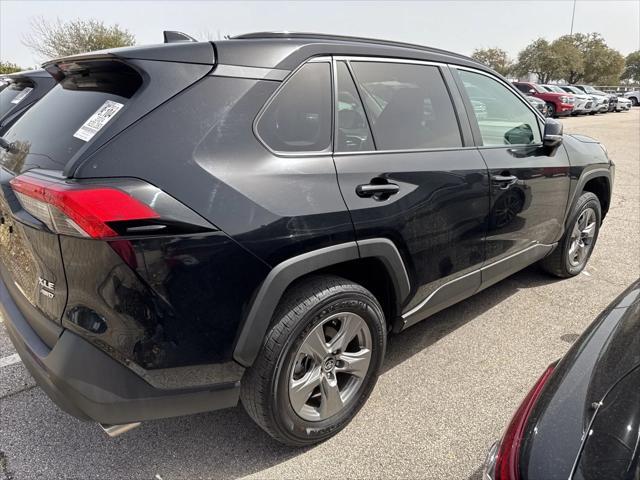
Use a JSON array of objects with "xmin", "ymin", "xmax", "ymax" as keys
[
  {"xmin": 163, "ymin": 31, "xmax": 197, "ymax": 43},
  {"xmin": 232, "ymin": 31, "xmax": 476, "ymax": 63}
]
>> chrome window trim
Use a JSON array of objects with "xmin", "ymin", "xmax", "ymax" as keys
[
  {"xmin": 211, "ymin": 64, "xmax": 290, "ymax": 81},
  {"xmin": 252, "ymin": 57, "xmax": 334, "ymax": 157},
  {"xmin": 450, "ymin": 64, "xmax": 546, "ymax": 145}
]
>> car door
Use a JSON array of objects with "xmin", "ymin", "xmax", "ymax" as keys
[
  {"xmin": 452, "ymin": 68, "xmax": 571, "ymax": 288},
  {"xmin": 332, "ymin": 58, "xmax": 490, "ymax": 329}
]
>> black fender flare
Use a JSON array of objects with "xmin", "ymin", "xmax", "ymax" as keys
[
  {"xmin": 564, "ymin": 167, "xmax": 612, "ymax": 225},
  {"xmin": 233, "ymin": 239, "xmax": 410, "ymax": 367}
]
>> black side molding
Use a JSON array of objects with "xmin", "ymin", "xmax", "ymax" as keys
[{"xmin": 233, "ymin": 239, "xmax": 410, "ymax": 367}]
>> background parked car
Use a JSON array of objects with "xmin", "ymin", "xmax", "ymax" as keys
[
  {"xmin": 483, "ymin": 279, "xmax": 640, "ymax": 480},
  {"xmin": 623, "ymin": 90, "xmax": 639, "ymax": 106},
  {"xmin": 559, "ymin": 85, "xmax": 601, "ymax": 114},
  {"xmin": 574, "ymin": 85, "xmax": 617, "ymax": 112},
  {"xmin": 524, "ymin": 95, "xmax": 548, "ymax": 116},
  {"xmin": 0, "ymin": 69, "xmax": 56, "ymax": 134},
  {"xmin": 540, "ymin": 84, "xmax": 591, "ymax": 115},
  {"xmin": 615, "ymin": 96, "xmax": 632, "ymax": 112},
  {"xmin": 512, "ymin": 81, "xmax": 574, "ymax": 118}
]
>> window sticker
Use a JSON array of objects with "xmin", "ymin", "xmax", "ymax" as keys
[
  {"xmin": 73, "ymin": 100, "xmax": 124, "ymax": 142},
  {"xmin": 10, "ymin": 87, "xmax": 33, "ymax": 104}
]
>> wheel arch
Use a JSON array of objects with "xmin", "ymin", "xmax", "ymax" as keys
[
  {"xmin": 233, "ymin": 239, "xmax": 410, "ymax": 367},
  {"xmin": 581, "ymin": 174, "xmax": 612, "ymax": 219},
  {"xmin": 565, "ymin": 169, "xmax": 612, "ymax": 226}
]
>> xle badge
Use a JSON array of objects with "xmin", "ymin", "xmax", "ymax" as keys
[{"xmin": 38, "ymin": 276, "xmax": 55, "ymax": 298}]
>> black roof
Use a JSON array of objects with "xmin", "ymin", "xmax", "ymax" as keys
[{"xmin": 216, "ymin": 31, "xmax": 490, "ymax": 74}]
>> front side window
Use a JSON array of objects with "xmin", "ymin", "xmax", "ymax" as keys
[
  {"xmin": 458, "ymin": 70, "xmax": 542, "ymax": 146},
  {"xmin": 256, "ymin": 62, "xmax": 332, "ymax": 153},
  {"xmin": 350, "ymin": 61, "xmax": 462, "ymax": 150}
]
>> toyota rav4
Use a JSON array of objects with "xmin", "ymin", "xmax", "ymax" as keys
[{"xmin": 0, "ymin": 32, "xmax": 614, "ymax": 446}]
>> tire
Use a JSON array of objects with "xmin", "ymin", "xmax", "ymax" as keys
[
  {"xmin": 241, "ymin": 275, "xmax": 386, "ymax": 446},
  {"xmin": 630, "ymin": 96, "xmax": 639, "ymax": 107},
  {"xmin": 540, "ymin": 192, "xmax": 601, "ymax": 278},
  {"xmin": 545, "ymin": 102, "xmax": 555, "ymax": 118}
]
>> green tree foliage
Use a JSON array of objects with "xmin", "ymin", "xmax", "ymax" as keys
[
  {"xmin": 515, "ymin": 33, "xmax": 625, "ymax": 84},
  {"xmin": 514, "ymin": 38, "xmax": 559, "ymax": 83},
  {"xmin": 22, "ymin": 17, "xmax": 135, "ymax": 60},
  {"xmin": 0, "ymin": 61, "xmax": 22, "ymax": 74},
  {"xmin": 621, "ymin": 50, "xmax": 640, "ymax": 83},
  {"xmin": 550, "ymin": 36, "xmax": 584, "ymax": 84},
  {"xmin": 471, "ymin": 47, "xmax": 513, "ymax": 76}
]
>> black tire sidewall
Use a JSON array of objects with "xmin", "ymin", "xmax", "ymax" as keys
[
  {"xmin": 270, "ymin": 290, "xmax": 385, "ymax": 444},
  {"xmin": 561, "ymin": 193, "xmax": 601, "ymax": 276}
]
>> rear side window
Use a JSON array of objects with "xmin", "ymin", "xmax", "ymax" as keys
[
  {"xmin": 0, "ymin": 81, "xmax": 34, "ymax": 118},
  {"xmin": 457, "ymin": 70, "xmax": 541, "ymax": 146},
  {"xmin": 336, "ymin": 61, "xmax": 374, "ymax": 152},
  {"xmin": 0, "ymin": 61, "xmax": 141, "ymax": 174},
  {"xmin": 350, "ymin": 61, "xmax": 462, "ymax": 150},
  {"xmin": 256, "ymin": 62, "xmax": 332, "ymax": 153}
]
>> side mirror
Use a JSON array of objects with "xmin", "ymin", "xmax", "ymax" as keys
[
  {"xmin": 543, "ymin": 118, "xmax": 563, "ymax": 153},
  {"xmin": 528, "ymin": 89, "xmax": 536, "ymax": 95}
]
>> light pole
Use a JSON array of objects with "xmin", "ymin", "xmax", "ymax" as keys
[{"xmin": 570, "ymin": 0, "xmax": 577, "ymax": 35}]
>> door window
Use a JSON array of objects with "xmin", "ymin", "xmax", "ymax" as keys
[
  {"xmin": 458, "ymin": 71, "xmax": 542, "ymax": 146},
  {"xmin": 256, "ymin": 62, "xmax": 332, "ymax": 153},
  {"xmin": 350, "ymin": 61, "xmax": 462, "ymax": 150},
  {"xmin": 335, "ymin": 61, "xmax": 374, "ymax": 152}
]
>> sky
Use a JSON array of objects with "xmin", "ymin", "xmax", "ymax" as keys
[{"xmin": 1, "ymin": 0, "xmax": 639, "ymax": 68}]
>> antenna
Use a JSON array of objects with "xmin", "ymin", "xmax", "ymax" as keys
[{"xmin": 163, "ymin": 31, "xmax": 197, "ymax": 43}]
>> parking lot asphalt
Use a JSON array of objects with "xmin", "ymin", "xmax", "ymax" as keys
[{"xmin": 1, "ymin": 109, "xmax": 639, "ymax": 480}]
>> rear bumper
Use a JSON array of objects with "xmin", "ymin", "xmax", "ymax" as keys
[{"xmin": 0, "ymin": 277, "xmax": 241, "ymax": 425}]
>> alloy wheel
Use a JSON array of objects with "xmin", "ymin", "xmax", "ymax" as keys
[
  {"xmin": 568, "ymin": 207, "xmax": 597, "ymax": 267},
  {"xmin": 288, "ymin": 312, "xmax": 372, "ymax": 421}
]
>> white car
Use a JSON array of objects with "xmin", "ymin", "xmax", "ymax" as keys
[
  {"xmin": 623, "ymin": 90, "xmax": 639, "ymax": 106},
  {"xmin": 615, "ymin": 96, "xmax": 632, "ymax": 111},
  {"xmin": 559, "ymin": 85, "xmax": 602, "ymax": 114}
]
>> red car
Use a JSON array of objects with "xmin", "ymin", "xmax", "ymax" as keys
[{"xmin": 513, "ymin": 82, "xmax": 574, "ymax": 118}]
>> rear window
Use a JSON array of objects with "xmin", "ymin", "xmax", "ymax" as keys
[
  {"xmin": 0, "ymin": 81, "xmax": 34, "ymax": 118},
  {"xmin": 0, "ymin": 61, "xmax": 141, "ymax": 174}
]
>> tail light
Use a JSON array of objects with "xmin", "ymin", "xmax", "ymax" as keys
[
  {"xmin": 493, "ymin": 364, "xmax": 556, "ymax": 480},
  {"xmin": 10, "ymin": 173, "xmax": 160, "ymax": 238}
]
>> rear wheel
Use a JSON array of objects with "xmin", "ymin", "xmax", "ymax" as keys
[
  {"xmin": 630, "ymin": 96, "xmax": 639, "ymax": 107},
  {"xmin": 540, "ymin": 192, "xmax": 601, "ymax": 278},
  {"xmin": 241, "ymin": 275, "xmax": 386, "ymax": 446}
]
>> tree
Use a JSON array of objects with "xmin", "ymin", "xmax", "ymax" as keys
[
  {"xmin": 550, "ymin": 36, "xmax": 584, "ymax": 83},
  {"xmin": 471, "ymin": 47, "xmax": 513, "ymax": 77},
  {"xmin": 22, "ymin": 17, "xmax": 135, "ymax": 60},
  {"xmin": 0, "ymin": 61, "xmax": 22, "ymax": 74},
  {"xmin": 514, "ymin": 38, "xmax": 562, "ymax": 83},
  {"xmin": 554, "ymin": 33, "xmax": 625, "ymax": 85},
  {"xmin": 621, "ymin": 51, "xmax": 640, "ymax": 84}
]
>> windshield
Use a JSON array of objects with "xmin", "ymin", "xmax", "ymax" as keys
[
  {"xmin": 545, "ymin": 85, "xmax": 565, "ymax": 94},
  {"xmin": 0, "ymin": 81, "xmax": 34, "ymax": 118}
]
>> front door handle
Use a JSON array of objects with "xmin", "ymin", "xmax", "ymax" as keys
[
  {"xmin": 356, "ymin": 182, "xmax": 400, "ymax": 200},
  {"xmin": 491, "ymin": 174, "xmax": 518, "ymax": 190}
]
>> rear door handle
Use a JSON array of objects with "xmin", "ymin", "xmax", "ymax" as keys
[
  {"xmin": 356, "ymin": 182, "xmax": 400, "ymax": 199},
  {"xmin": 491, "ymin": 174, "xmax": 518, "ymax": 189}
]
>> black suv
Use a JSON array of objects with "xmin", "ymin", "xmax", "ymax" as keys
[{"xmin": 0, "ymin": 32, "xmax": 614, "ymax": 446}]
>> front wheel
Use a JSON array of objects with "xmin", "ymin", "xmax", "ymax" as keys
[
  {"xmin": 241, "ymin": 275, "xmax": 386, "ymax": 446},
  {"xmin": 545, "ymin": 102, "xmax": 556, "ymax": 118},
  {"xmin": 540, "ymin": 192, "xmax": 601, "ymax": 278}
]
